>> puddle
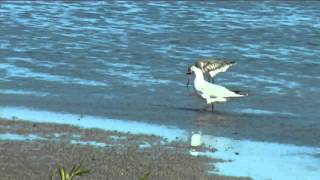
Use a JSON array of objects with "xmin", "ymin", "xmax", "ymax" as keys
[
  {"xmin": 0, "ymin": 106, "xmax": 187, "ymax": 142},
  {"xmin": 190, "ymin": 134, "xmax": 320, "ymax": 180},
  {"xmin": 70, "ymin": 139, "xmax": 106, "ymax": 147},
  {"xmin": 139, "ymin": 142, "xmax": 152, "ymax": 149},
  {"xmin": 0, "ymin": 132, "xmax": 109, "ymax": 148},
  {"xmin": 0, "ymin": 132, "xmax": 45, "ymax": 141}
]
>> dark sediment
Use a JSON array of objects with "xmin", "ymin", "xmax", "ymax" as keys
[{"xmin": 0, "ymin": 119, "xmax": 250, "ymax": 180}]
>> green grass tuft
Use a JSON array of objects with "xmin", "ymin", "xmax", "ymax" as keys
[
  {"xmin": 51, "ymin": 164, "xmax": 90, "ymax": 180},
  {"xmin": 139, "ymin": 172, "xmax": 151, "ymax": 180}
]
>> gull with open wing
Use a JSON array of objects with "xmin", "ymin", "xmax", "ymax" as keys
[{"xmin": 187, "ymin": 63, "xmax": 247, "ymax": 112}]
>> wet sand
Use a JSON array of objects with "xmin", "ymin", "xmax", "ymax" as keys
[
  {"xmin": 2, "ymin": 95, "xmax": 320, "ymax": 148},
  {"xmin": 0, "ymin": 119, "xmax": 249, "ymax": 180}
]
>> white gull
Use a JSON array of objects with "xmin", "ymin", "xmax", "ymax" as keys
[{"xmin": 189, "ymin": 65, "xmax": 247, "ymax": 111}]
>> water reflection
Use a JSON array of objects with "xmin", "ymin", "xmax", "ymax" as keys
[
  {"xmin": 190, "ymin": 131, "xmax": 202, "ymax": 147},
  {"xmin": 188, "ymin": 112, "xmax": 320, "ymax": 180}
]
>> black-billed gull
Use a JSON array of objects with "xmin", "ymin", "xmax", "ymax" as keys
[{"xmin": 189, "ymin": 65, "xmax": 247, "ymax": 111}]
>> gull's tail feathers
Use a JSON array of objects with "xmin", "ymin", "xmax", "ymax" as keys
[{"xmin": 231, "ymin": 89, "xmax": 249, "ymax": 96}]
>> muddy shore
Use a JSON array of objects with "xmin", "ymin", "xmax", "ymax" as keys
[{"xmin": 0, "ymin": 119, "xmax": 249, "ymax": 180}]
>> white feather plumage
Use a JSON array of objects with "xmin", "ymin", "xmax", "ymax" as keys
[{"xmin": 191, "ymin": 66, "xmax": 245, "ymax": 105}]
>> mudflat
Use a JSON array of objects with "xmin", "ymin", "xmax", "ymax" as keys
[{"xmin": 0, "ymin": 119, "xmax": 249, "ymax": 180}]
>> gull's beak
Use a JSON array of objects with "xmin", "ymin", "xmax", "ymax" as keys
[
  {"xmin": 186, "ymin": 66, "xmax": 192, "ymax": 88},
  {"xmin": 186, "ymin": 76, "xmax": 190, "ymax": 88},
  {"xmin": 186, "ymin": 72, "xmax": 192, "ymax": 88}
]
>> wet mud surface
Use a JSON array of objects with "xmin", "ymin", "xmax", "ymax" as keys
[{"xmin": 0, "ymin": 119, "xmax": 249, "ymax": 180}]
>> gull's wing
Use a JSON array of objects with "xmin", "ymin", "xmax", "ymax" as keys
[
  {"xmin": 195, "ymin": 59, "xmax": 235, "ymax": 79},
  {"xmin": 200, "ymin": 81, "xmax": 243, "ymax": 98}
]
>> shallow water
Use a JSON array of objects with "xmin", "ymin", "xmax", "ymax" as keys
[
  {"xmin": 1, "ymin": 1, "xmax": 320, "ymax": 120},
  {"xmin": 0, "ymin": 132, "xmax": 44, "ymax": 141},
  {"xmin": 1, "ymin": 1, "xmax": 320, "ymax": 179}
]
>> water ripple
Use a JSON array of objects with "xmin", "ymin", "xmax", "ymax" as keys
[{"xmin": 1, "ymin": 1, "xmax": 320, "ymax": 120}]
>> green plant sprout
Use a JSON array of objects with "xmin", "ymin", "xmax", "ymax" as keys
[
  {"xmin": 51, "ymin": 164, "xmax": 90, "ymax": 180},
  {"xmin": 139, "ymin": 172, "xmax": 151, "ymax": 180}
]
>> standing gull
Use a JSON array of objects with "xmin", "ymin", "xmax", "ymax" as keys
[
  {"xmin": 186, "ymin": 59, "xmax": 235, "ymax": 87},
  {"xmin": 189, "ymin": 65, "xmax": 247, "ymax": 112}
]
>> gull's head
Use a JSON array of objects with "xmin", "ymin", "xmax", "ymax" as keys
[
  {"xmin": 186, "ymin": 65, "xmax": 192, "ymax": 88},
  {"xmin": 186, "ymin": 65, "xmax": 201, "ymax": 88},
  {"xmin": 186, "ymin": 65, "xmax": 200, "ymax": 76},
  {"xmin": 190, "ymin": 65, "xmax": 201, "ymax": 74}
]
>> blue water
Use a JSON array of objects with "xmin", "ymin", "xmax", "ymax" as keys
[{"xmin": 1, "ymin": 0, "xmax": 320, "ymax": 155}]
